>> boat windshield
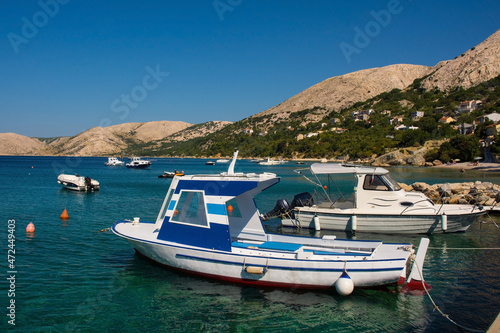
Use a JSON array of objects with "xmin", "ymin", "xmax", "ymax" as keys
[
  {"xmin": 383, "ymin": 174, "xmax": 402, "ymax": 191},
  {"xmin": 363, "ymin": 174, "xmax": 401, "ymax": 191}
]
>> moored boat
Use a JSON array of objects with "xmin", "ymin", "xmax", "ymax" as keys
[
  {"xmin": 105, "ymin": 157, "xmax": 124, "ymax": 166},
  {"xmin": 112, "ymin": 151, "xmax": 431, "ymax": 295},
  {"xmin": 265, "ymin": 163, "xmax": 488, "ymax": 234},
  {"xmin": 57, "ymin": 174, "xmax": 100, "ymax": 191},
  {"xmin": 158, "ymin": 170, "xmax": 184, "ymax": 178},
  {"xmin": 258, "ymin": 158, "xmax": 287, "ymax": 165},
  {"xmin": 126, "ymin": 157, "xmax": 151, "ymax": 168}
]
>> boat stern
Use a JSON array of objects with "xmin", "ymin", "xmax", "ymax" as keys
[{"xmin": 400, "ymin": 238, "xmax": 432, "ymax": 294}]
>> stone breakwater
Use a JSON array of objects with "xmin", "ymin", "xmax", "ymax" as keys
[{"xmin": 399, "ymin": 181, "xmax": 500, "ymax": 206}]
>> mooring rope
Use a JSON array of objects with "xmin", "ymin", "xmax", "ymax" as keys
[
  {"xmin": 428, "ymin": 247, "xmax": 500, "ymax": 250},
  {"xmin": 413, "ymin": 259, "xmax": 486, "ymax": 333},
  {"xmin": 294, "ymin": 168, "xmax": 323, "ymax": 188}
]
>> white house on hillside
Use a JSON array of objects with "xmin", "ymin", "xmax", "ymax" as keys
[
  {"xmin": 478, "ymin": 112, "xmax": 500, "ymax": 123},
  {"xmin": 456, "ymin": 100, "xmax": 482, "ymax": 113},
  {"xmin": 410, "ymin": 111, "xmax": 424, "ymax": 120}
]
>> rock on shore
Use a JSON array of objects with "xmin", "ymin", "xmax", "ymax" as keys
[{"xmin": 400, "ymin": 180, "xmax": 499, "ymax": 206}]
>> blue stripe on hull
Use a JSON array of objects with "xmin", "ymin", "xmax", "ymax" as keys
[{"xmin": 176, "ymin": 254, "xmax": 405, "ymax": 272}]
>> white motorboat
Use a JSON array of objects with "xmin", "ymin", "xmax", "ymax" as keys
[
  {"xmin": 126, "ymin": 157, "xmax": 151, "ymax": 168},
  {"xmin": 267, "ymin": 163, "xmax": 487, "ymax": 234},
  {"xmin": 105, "ymin": 157, "xmax": 124, "ymax": 166},
  {"xmin": 216, "ymin": 159, "xmax": 230, "ymax": 163},
  {"xmin": 258, "ymin": 158, "xmax": 287, "ymax": 165},
  {"xmin": 112, "ymin": 151, "xmax": 431, "ymax": 295},
  {"xmin": 57, "ymin": 174, "xmax": 100, "ymax": 191}
]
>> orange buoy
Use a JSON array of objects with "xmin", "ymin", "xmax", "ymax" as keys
[
  {"xmin": 323, "ymin": 185, "xmax": 327, "ymax": 190},
  {"xmin": 60, "ymin": 207, "xmax": 69, "ymax": 220},
  {"xmin": 26, "ymin": 222, "xmax": 35, "ymax": 233},
  {"xmin": 227, "ymin": 205, "xmax": 233, "ymax": 214}
]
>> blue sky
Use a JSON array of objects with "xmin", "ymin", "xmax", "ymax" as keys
[{"xmin": 1, "ymin": 0, "xmax": 499, "ymax": 137}]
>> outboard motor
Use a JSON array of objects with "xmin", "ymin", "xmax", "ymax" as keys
[
  {"xmin": 85, "ymin": 176, "xmax": 92, "ymax": 188},
  {"xmin": 262, "ymin": 192, "xmax": 314, "ymax": 221},
  {"xmin": 84, "ymin": 176, "xmax": 95, "ymax": 191},
  {"xmin": 262, "ymin": 199, "xmax": 292, "ymax": 220},
  {"xmin": 291, "ymin": 192, "xmax": 314, "ymax": 208}
]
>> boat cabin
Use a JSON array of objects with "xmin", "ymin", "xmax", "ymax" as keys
[
  {"xmin": 310, "ymin": 163, "xmax": 434, "ymax": 210},
  {"xmin": 153, "ymin": 172, "xmax": 279, "ymax": 251}
]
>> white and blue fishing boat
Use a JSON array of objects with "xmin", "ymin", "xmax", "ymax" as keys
[{"xmin": 112, "ymin": 151, "xmax": 430, "ymax": 295}]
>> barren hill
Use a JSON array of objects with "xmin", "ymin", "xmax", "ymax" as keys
[
  {"xmin": 421, "ymin": 29, "xmax": 500, "ymax": 91},
  {"xmin": 0, "ymin": 133, "xmax": 47, "ymax": 155},
  {"xmin": 48, "ymin": 121, "xmax": 193, "ymax": 156},
  {"xmin": 254, "ymin": 64, "xmax": 432, "ymax": 122},
  {"xmin": 166, "ymin": 121, "xmax": 232, "ymax": 142},
  {"xmin": 48, "ymin": 127, "xmax": 129, "ymax": 156},
  {"xmin": 107, "ymin": 121, "xmax": 192, "ymax": 142}
]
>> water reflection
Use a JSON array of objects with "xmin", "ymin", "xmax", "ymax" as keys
[{"xmin": 99, "ymin": 249, "xmax": 431, "ymax": 332}]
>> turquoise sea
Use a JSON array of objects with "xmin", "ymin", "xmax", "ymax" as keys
[{"xmin": 1, "ymin": 156, "xmax": 499, "ymax": 332}]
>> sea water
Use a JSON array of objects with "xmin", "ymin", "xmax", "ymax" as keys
[{"xmin": 0, "ymin": 156, "xmax": 499, "ymax": 332}]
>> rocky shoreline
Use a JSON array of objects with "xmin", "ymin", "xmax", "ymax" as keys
[{"xmin": 398, "ymin": 180, "xmax": 499, "ymax": 206}]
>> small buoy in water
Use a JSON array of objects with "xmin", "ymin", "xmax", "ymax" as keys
[
  {"xmin": 335, "ymin": 271, "xmax": 354, "ymax": 296},
  {"xmin": 60, "ymin": 207, "xmax": 69, "ymax": 220},
  {"xmin": 227, "ymin": 205, "xmax": 233, "ymax": 214},
  {"xmin": 323, "ymin": 185, "xmax": 327, "ymax": 190},
  {"xmin": 26, "ymin": 222, "xmax": 35, "ymax": 233}
]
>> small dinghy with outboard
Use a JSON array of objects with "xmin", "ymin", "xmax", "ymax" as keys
[{"xmin": 57, "ymin": 174, "xmax": 100, "ymax": 191}]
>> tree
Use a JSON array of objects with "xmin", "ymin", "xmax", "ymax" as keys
[{"xmin": 438, "ymin": 135, "xmax": 480, "ymax": 162}]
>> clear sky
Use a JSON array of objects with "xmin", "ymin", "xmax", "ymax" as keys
[{"xmin": 1, "ymin": 0, "xmax": 499, "ymax": 137}]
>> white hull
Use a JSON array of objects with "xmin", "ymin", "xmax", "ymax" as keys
[
  {"xmin": 282, "ymin": 208, "xmax": 482, "ymax": 234},
  {"xmin": 113, "ymin": 222, "xmax": 412, "ymax": 289}
]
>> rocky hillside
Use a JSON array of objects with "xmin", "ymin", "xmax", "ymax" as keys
[
  {"xmin": 421, "ymin": 29, "xmax": 500, "ymax": 91},
  {"xmin": 166, "ymin": 121, "xmax": 232, "ymax": 142},
  {"xmin": 46, "ymin": 121, "xmax": 192, "ymax": 156},
  {"xmin": 0, "ymin": 133, "xmax": 47, "ymax": 155},
  {"xmin": 0, "ymin": 120, "xmax": 234, "ymax": 156},
  {"xmin": 2, "ymin": 29, "xmax": 499, "ymax": 157},
  {"xmin": 253, "ymin": 64, "xmax": 432, "ymax": 123}
]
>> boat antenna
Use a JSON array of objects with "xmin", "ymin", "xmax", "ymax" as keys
[{"xmin": 227, "ymin": 148, "xmax": 238, "ymax": 175}]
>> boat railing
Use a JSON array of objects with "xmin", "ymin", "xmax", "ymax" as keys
[{"xmin": 400, "ymin": 198, "xmax": 437, "ymax": 215}]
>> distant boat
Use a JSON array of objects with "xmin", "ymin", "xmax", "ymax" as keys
[
  {"xmin": 105, "ymin": 157, "xmax": 124, "ymax": 166},
  {"xmin": 205, "ymin": 161, "xmax": 215, "ymax": 165},
  {"xmin": 216, "ymin": 159, "xmax": 230, "ymax": 163},
  {"xmin": 258, "ymin": 158, "xmax": 287, "ymax": 165},
  {"xmin": 57, "ymin": 174, "xmax": 100, "ymax": 191},
  {"xmin": 126, "ymin": 157, "xmax": 151, "ymax": 168},
  {"xmin": 158, "ymin": 170, "xmax": 184, "ymax": 178}
]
